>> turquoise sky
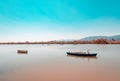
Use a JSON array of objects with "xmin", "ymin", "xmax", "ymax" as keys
[{"xmin": 0, "ymin": 0, "xmax": 120, "ymax": 41}]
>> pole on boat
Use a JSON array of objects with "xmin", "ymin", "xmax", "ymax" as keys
[{"xmin": 87, "ymin": 50, "xmax": 90, "ymax": 54}]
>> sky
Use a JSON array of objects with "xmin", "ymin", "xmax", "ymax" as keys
[{"xmin": 0, "ymin": 0, "xmax": 120, "ymax": 42}]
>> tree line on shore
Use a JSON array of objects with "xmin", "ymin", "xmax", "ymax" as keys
[
  {"xmin": 48, "ymin": 38, "xmax": 120, "ymax": 44},
  {"xmin": 0, "ymin": 38, "xmax": 120, "ymax": 44}
]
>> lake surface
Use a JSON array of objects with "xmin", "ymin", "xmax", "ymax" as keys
[{"xmin": 0, "ymin": 44, "xmax": 120, "ymax": 81}]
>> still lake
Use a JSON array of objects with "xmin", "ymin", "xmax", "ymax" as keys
[{"xmin": 0, "ymin": 44, "xmax": 120, "ymax": 81}]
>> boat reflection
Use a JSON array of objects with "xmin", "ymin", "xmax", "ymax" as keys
[
  {"xmin": 17, "ymin": 52, "xmax": 28, "ymax": 55},
  {"xmin": 67, "ymin": 54, "xmax": 97, "ymax": 61},
  {"xmin": 17, "ymin": 53, "xmax": 28, "ymax": 55}
]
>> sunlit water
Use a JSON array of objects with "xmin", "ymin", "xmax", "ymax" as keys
[{"xmin": 0, "ymin": 44, "xmax": 120, "ymax": 81}]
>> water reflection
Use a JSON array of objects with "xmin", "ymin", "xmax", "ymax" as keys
[
  {"xmin": 67, "ymin": 55, "xmax": 97, "ymax": 61},
  {"xmin": 0, "ymin": 45, "xmax": 120, "ymax": 81},
  {"xmin": 17, "ymin": 53, "xmax": 28, "ymax": 55}
]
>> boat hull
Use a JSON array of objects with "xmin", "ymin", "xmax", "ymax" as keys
[
  {"xmin": 17, "ymin": 50, "xmax": 28, "ymax": 53},
  {"xmin": 67, "ymin": 52, "xmax": 97, "ymax": 56}
]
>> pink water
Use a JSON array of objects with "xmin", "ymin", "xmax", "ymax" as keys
[{"xmin": 0, "ymin": 44, "xmax": 120, "ymax": 81}]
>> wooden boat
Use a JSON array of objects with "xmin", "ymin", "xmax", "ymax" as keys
[
  {"xmin": 17, "ymin": 50, "xmax": 28, "ymax": 53},
  {"xmin": 67, "ymin": 54, "xmax": 97, "ymax": 59},
  {"xmin": 66, "ymin": 52, "xmax": 97, "ymax": 56}
]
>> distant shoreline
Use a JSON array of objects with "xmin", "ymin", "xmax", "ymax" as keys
[{"xmin": 0, "ymin": 38, "xmax": 120, "ymax": 44}]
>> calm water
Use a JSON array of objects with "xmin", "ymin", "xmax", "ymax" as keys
[{"xmin": 0, "ymin": 44, "xmax": 120, "ymax": 81}]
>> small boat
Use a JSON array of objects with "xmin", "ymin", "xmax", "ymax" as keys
[
  {"xmin": 67, "ymin": 54, "xmax": 97, "ymax": 59},
  {"xmin": 17, "ymin": 50, "xmax": 28, "ymax": 53},
  {"xmin": 66, "ymin": 52, "xmax": 97, "ymax": 56}
]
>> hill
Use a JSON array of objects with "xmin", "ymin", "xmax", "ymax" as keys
[{"xmin": 80, "ymin": 35, "xmax": 120, "ymax": 41}]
